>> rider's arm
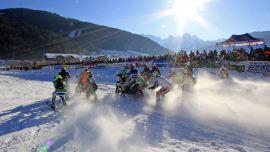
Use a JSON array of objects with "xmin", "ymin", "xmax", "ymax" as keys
[
  {"xmin": 148, "ymin": 79, "xmax": 158, "ymax": 89},
  {"xmin": 67, "ymin": 72, "xmax": 71, "ymax": 78},
  {"xmin": 53, "ymin": 80, "xmax": 57, "ymax": 88}
]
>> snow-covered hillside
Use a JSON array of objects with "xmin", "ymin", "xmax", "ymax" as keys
[{"xmin": 0, "ymin": 66, "xmax": 270, "ymax": 152}]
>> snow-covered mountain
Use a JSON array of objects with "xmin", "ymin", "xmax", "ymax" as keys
[
  {"xmin": 143, "ymin": 34, "xmax": 222, "ymax": 51},
  {"xmin": 144, "ymin": 31, "xmax": 270, "ymax": 51}
]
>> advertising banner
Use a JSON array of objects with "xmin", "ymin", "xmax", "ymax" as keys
[{"xmin": 242, "ymin": 61, "xmax": 270, "ymax": 73}]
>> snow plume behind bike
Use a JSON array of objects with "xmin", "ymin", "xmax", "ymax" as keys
[
  {"xmin": 47, "ymin": 94, "xmax": 151, "ymax": 152},
  {"xmin": 160, "ymin": 70, "xmax": 270, "ymax": 138},
  {"xmin": 46, "ymin": 69, "xmax": 270, "ymax": 151}
]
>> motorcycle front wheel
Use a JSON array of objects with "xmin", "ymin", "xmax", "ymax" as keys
[
  {"xmin": 115, "ymin": 86, "xmax": 124, "ymax": 96},
  {"xmin": 133, "ymin": 88, "xmax": 144, "ymax": 98}
]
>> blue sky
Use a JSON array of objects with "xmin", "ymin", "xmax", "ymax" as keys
[{"xmin": 1, "ymin": 0, "xmax": 270, "ymax": 40}]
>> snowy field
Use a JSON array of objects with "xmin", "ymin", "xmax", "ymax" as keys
[{"xmin": 0, "ymin": 65, "xmax": 270, "ymax": 152}]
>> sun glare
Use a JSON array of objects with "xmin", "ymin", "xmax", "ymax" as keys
[
  {"xmin": 171, "ymin": 0, "xmax": 209, "ymax": 34},
  {"xmin": 147, "ymin": 0, "xmax": 210, "ymax": 35},
  {"xmin": 173, "ymin": 0, "xmax": 200, "ymax": 18}
]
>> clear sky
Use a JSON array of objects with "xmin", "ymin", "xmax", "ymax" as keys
[{"xmin": 1, "ymin": 0, "xmax": 270, "ymax": 40}]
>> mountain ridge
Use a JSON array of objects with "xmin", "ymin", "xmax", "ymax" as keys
[
  {"xmin": 143, "ymin": 31, "xmax": 270, "ymax": 51},
  {"xmin": 0, "ymin": 8, "xmax": 170, "ymax": 59}
]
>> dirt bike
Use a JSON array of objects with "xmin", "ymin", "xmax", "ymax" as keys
[
  {"xmin": 219, "ymin": 71, "xmax": 229, "ymax": 80},
  {"xmin": 115, "ymin": 74, "xmax": 144, "ymax": 97},
  {"xmin": 75, "ymin": 83, "xmax": 98, "ymax": 99},
  {"xmin": 50, "ymin": 91, "xmax": 67, "ymax": 111},
  {"xmin": 169, "ymin": 69, "xmax": 196, "ymax": 91},
  {"xmin": 180, "ymin": 75, "xmax": 196, "ymax": 91}
]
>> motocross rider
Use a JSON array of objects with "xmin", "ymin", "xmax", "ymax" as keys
[
  {"xmin": 218, "ymin": 66, "xmax": 229, "ymax": 79},
  {"xmin": 51, "ymin": 74, "xmax": 67, "ymax": 109},
  {"xmin": 148, "ymin": 74, "xmax": 172, "ymax": 102}
]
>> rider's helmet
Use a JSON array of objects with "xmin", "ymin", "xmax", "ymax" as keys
[
  {"xmin": 55, "ymin": 75, "xmax": 62, "ymax": 81},
  {"xmin": 130, "ymin": 64, "xmax": 135, "ymax": 70},
  {"xmin": 152, "ymin": 64, "xmax": 160, "ymax": 72},
  {"xmin": 83, "ymin": 67, "xmax": 89, "ymax": 72},
  {"xmin": 61, "ymin": 67, "xmax": 66, "ymax": 72},
  {"xmin": 151, "ymin": 70, "xmax": 160, "ymax": 78}
]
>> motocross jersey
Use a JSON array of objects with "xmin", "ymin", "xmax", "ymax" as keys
[
  {"xmin": 59, "ymin": 70, "xmax": 70, "ymax": 81},
  {"xmin": 118, "ymin": 67, "xmax": 130, "ymax": 79},
  {"xmin": 149, "ymin": 76, "xmax": 172, "ymax": 89},
  {"xmin": 129, "ymin": 69, "xmax": 138, "ymax": 80},
  {"xmin": 81, "ymin": 71, "xmax": 89, "ymax": 84},
  {"xmin": 53, "ymin": 75, "xmax": 66, "ymax": 92},
  {"xmin": 136, "ymin": 74, "xmax": 148, "ymax": 88}
]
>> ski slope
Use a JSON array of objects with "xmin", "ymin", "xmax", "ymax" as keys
[{"xmin": 0, "ymin": 66, "xmax": 270, "ymax": 152}]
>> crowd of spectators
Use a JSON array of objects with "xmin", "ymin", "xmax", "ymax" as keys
[
  {"xmin": 1, "ymin": 47, "xmax": 269, "ymax": 71},
  {"xmin": 173, "ymin": 48, "xmax": 269, "ymax": 63},
  {"xmin": 90, "ymin": 48, "xmax": 270, "ymax": 66}
]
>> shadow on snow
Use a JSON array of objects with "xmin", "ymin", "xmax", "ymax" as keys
[{"xmin": 0, "ymin": 99, "xmax": 61, "ymax": 136}]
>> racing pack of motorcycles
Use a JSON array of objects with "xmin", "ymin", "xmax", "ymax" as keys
[
  {"xmin": 51, "ymin": 63, "xmax": 230, "ymax": 110},
  {"xmin": 115, "ymin": 64, "xmax": 197, "ymax": 98}
]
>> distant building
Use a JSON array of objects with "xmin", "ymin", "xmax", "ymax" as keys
[
  {"xmin": 43, "ymin": 53, "xmax": 86, "ymax": 62},
  {"xmin": 95, "ymin": 55, "xmax": 109, "ymax": 62}
]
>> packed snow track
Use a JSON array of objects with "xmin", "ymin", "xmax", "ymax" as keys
[{"xmin": 0, "ymin": 66, "xmax": 270, "ymax": 152}]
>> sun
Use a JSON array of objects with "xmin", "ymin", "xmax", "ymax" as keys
[
  {"xmin": 171, "ymin": 0, "xmax": 209, "ymax": 34},
  {"xmin": 173, "ymin": 0, "xmax": 201, "ymax": 19},
  {"xmin": 145, "ymin": 0, "xmax": 210, "ymax": 36}
]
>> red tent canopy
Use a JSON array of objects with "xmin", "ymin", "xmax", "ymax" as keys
[
  {"xmin": 216, "ymin": 33, "xmax": 265, "ymax": 47},
  {"xmin": 223, "ymin": 33, "xmax": 260, "ymax": 43}
]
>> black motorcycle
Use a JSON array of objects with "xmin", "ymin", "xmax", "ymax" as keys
[{"xmin": 115, "ymin": 74, "xmax": 144, "ymax": 97}]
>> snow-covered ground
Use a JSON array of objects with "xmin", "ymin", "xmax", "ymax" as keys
[
  {"xmin": 98, "ymin": 50, "xmax": 149, "ymax": 58},
  {"xmin": 0, "ymin": 65, "xmax": 270, "ymax": 152}
]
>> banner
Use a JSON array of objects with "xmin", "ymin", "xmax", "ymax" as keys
[{"xmin": 242, "ymin": 61, "xmax": 270, "ymax": 73}]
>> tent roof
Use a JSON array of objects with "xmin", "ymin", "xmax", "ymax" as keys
[{"xmin": 218, "ymin": 33, "xmax": 264, "ymax": 46}]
